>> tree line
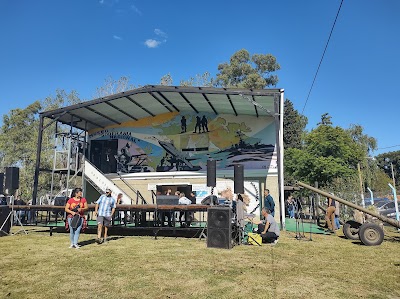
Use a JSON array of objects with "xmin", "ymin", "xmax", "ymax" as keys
[{"xmin": 0, "ymin": 49, "xmax": 398, "ymax": 201}]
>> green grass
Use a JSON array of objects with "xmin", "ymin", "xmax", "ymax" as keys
[{"xmin": 0, "ymin": 226, "xmax": 399, "ymax": 299}]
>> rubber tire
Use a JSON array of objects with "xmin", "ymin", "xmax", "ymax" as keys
[
  {"xmin": 343, "ymin": 220, "xmax": 362, "ymax": 240},
  {"xmin": 359, "ymin": 223, "xmax": 384, "ymax": 246}
]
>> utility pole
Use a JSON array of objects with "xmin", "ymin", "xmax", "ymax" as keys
[
  {"xmin": 357, "ymin": 162, "xmax": 365, "ymax": 208},
  {"xmin": 390, "ymin": 162, "xmax": 396, "ymax": 188}
]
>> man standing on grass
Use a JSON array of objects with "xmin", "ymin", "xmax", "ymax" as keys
[
  {"xmin": 94, "ymin": 188, "xmax": 116, "ymax": 244},
  {"xmin": 263, "ymin": 189, "xmax": 275, "ymax": 217}
]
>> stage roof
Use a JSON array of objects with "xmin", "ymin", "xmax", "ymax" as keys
[{"xmin": 40, "ymin": 85, "xmax": 283, "ymax": 131}]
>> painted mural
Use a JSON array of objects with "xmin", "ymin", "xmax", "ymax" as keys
[{"xmin": 88, "ymin": 112, "xmax": 277, "ymax": 174}]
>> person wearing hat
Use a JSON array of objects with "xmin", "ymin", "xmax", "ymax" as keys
[{"xmin": 94, "ymin": 188, "xmax": 116, "ymax": 244}]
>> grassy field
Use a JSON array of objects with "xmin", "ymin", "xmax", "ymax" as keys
[{"xmin": 0, "ymin": 226, "xmax": 399, "ymax": 299}]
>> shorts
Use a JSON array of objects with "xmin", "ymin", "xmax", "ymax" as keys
[{"xmin": 97, "ymin": 216, "xmax": 112, "ymax": 227}]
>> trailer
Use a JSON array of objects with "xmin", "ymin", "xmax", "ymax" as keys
[{"xmin": 296, "ymin": 181, "xmax": 400, "ymax": 246}]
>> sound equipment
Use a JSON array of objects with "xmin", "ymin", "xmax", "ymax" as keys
[
  {"xmin": 201, "ymin": 195, "xmax": 218, "ymax": 205},
  {"xmin": 0, "ymin": 206, "xmax": 11, "ymax": 236},
  {"xmin": 54, "ymin": 196, "xmax": 67, "ymax": 206},
  {"xmin": 234, "ymin": 164, "xmax": 244, "ymax": 194},
  {"xmin": 0, "ymin": 173, "xmax": 4, "ymax": 195},
  {"xmin": 207, "ymin": 207, "xmax": 232, "ymax": 249},
  {"xmin": 156, "ymin": 195, "xmax": 179, "ymax": 205},
  {"xmin": 5, "ymin": 167, "xmax": 19, "ymax": 191},
  {"xmin": 206, "ymin": 160, "xmax": 216, "ymax": 187}
]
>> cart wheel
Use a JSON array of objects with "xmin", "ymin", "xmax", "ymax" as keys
[
  {"xmin": 343, "ymin": 220, "xmax": 362, "ymax": 240},
  {"xmin": 359, "ymin": 223, "xmax": 384, "ymax": 246}
]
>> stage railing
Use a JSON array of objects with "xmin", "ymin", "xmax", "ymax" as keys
[{"xmin": 0, "ymin": 204, "xmax": 210, "ymax": 236}]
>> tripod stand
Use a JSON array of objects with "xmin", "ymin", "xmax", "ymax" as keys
[
  {"xmin": 0, "ymin": 195, "xmax": 28, "ymax": 236},
  {"xmin": 294, "ymin": 200, "xmax": 306, "ymax": 240}
]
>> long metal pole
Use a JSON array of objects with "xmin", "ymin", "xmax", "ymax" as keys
[
  {"xmin": 296, "ymin": 181, "xmax": 400, "ymax": 229},
  {"xmin": 32, "ymin": 115, "xmax": 44, "ymax": 205},
  {"xmin": 390, "ymin": 163, "xmax": 396, "ymax": 187},
  {"xmin": 357, "ymin": 162, "xmax": 365, "ymax": 208},
  {"xmin": 388, "ymin": 183, "xmax": 399, "ymax": 223}
]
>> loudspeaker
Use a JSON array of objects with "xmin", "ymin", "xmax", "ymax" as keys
[
  {"xmin": 234, "ymin": 164, "xmax": 244, "ymax": 194},
  {"xmin": 207, "ymin": 160, "xmax": 216, "ymax": 187},
  {"xmin": 0, "ymin": 206, "xmax": 11, "ymax": 236},
  {"xmin": 0, "ymin": 173, "xmax": 4, "ymax": 195},
  {"xmin": 207, "ymin": 207, "xmax": 232, "ymax": 249},
  {"xmin": 5, "ymin": 167, "xmax": 19, "ymax": 191}
]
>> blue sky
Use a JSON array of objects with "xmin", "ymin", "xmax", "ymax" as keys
[{"xmin": 0, "ymin": 0, "xmax": 399, "ymax": 156}]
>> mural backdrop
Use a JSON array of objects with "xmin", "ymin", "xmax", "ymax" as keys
[{"xmin": 88, "ymin": 112, "xmax": 277, "ymax": 174}]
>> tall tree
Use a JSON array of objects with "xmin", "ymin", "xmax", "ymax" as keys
[
  {"xmin": 215, "ymin": 49, "xmax": 280, "ymax": 89},
  {"xmin": 283, "ymin": 99, "xmax": 307, "ymax": 150},
  {"xmin": 0, "ymin": 90, "xmax": 82, "ymax": 198},
  {"xmin": 375, "ymin": 150, "xmax": 400, "ymax": 189}
]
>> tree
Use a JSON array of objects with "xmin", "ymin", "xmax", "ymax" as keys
[
  {"xmin": 375, "ymin": 150, "xmax": 400, "ymax": 189},
  {"xmin": 160, "ymin": 73, "xmax": 173, "ymax": 86},
  {"xmin": 317, "ymin": 113, "xmax": 332, "ymax": 126},
  {"xmin": 283, "ymin": 99, "xmax": 307, "ymax": 150},
  {"xmin": 95, "ymin": 76, "xmax": 136, "ymax": 98},
  {"xmin": 0, "ymin": 90, "xmax": 82, "ymax": 199},
  {"xmin": 285, "ymin": 120, "xmax": 365, "ymax": 187},
  {"xmin": 215, "ymin": 49, "xmax": 280, "ymax": 89},
  {"xmin": 179, "ymin": 72, "xmax": 214, "ymax": 87}
]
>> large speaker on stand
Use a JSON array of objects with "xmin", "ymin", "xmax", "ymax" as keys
[
  {"xmin": 207, "ymin": 160, "xmax": 216, "ymax": 187},
  {"xmin": 5, "ymin": 167, "xmax": 19, "ymax": 192},
  {"xmin": 207, "ymin": 207, "xmax": 232, "ymax": 249},
  {"xmin": 234, "ymin": 164, "xmax": 244, "ymax": 194}
]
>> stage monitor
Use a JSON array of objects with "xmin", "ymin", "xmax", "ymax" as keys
[{"xmin": 156, "ymin": 195, "xmax": 179, "ymax": 205}]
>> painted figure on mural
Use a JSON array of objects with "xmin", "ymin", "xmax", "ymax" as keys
[
  {"xmin": 194, "ymin": 116, "xmax": 202, "ymax": 133},
  {"xmin": 201, "ymin": 115, "xmax": 209, "ymax": 133},
  {"xmin": 181, "ymin": 116, "xmax": 187, "ymax": 133}
]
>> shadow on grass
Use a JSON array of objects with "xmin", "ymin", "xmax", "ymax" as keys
[{"xmin": 78, "ymin": 236, "xmax": 125, "ymax": 247}]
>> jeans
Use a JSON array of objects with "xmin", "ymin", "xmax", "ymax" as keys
[
  {"xmin": 334, "ymin": 216, "xmax": 340, "ymax": 230},
  {"xmin": 68, "ymin": 217, "xmax": 83, "ymax": 245}
]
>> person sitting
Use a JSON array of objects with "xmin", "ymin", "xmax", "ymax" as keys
[
  {"xmin": 249, "ymin": 208, "xmax": 280, "ymax": 244},
  {"xmin": 178, "ymin": 193, "xmax": 192, "ymax": 227}
]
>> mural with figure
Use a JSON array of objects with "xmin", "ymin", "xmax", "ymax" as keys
[{"xmin": 88, "ymin": 112, "xmax": 276, "ymax": 174}]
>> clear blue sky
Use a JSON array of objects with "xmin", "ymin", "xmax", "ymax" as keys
[{"xmin": 0, "ymin": 0, "xmax": 399, "ymax": 156}]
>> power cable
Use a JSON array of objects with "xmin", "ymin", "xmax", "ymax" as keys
[
  {"xmin": 301, "ymin": 0, "xmax": 344, "ymax": 114},
  {"xmin": 376, "ymin": 144, "xmax": 400, "ymax": 151}
]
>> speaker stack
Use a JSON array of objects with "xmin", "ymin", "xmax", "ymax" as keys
[
  {"xmin": 5, "ymin": 167, "xmax": 19, "ymax": 193},
  {"xmin": 234, "ymin": 164, "xmax": 244, "ymax": 194},
  {"xmin": 207, "ymin": 207, "xmax": 232, "ymax": 249},
  {"xmin": 0, "ymin": 206, "xmax": 11, "ymax": 236}
]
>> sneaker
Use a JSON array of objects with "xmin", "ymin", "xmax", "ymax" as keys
[
  {"xmin": 69, "ymin": 244, "xmax": 74, "ymax": 248},
  {"xmin": 73, "ymin": 244, "xmax": 81, "ymax": 248},
  {"xmin": 95, "ymin": 238, "xmax": 102, "ymax": 244}
]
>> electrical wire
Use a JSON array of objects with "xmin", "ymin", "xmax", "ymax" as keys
[
  {"xmin": 301, "ymin": 0, "xmax": 344, "ymax": 114},
  {"xmin": 376, "ymin": 144, "xmax": 400, "ymax": 151}
]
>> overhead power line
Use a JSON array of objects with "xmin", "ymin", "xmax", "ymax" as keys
[
  {"xmin": 376, "ymin": 144, "xmax": 400, "ymax": 151},
  {"xmin": 301, "ymin": 0, "xmax": 344, "ymax": 114}
]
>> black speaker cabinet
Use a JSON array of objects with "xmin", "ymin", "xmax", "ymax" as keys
[
  {"xmin": 207, "ymin": 207, "xmax": 232, "ymax": 249},
  {"xmin": 0, "ymin": 206, "xmax": 11, "ymax": 236},
  {"xmin": 207, "ymin": 160, "xmax": 216, "ymax": 187},
  {"xmin": 5, "ymin": 167, "xmax": 19, "ymax": 191},
  {"xmin": 234, "ymin": 164, "xmax": 244, "ymax": 194},
  {"xmin": 0, "ymin": 173, "xmax": 4, "ymax": 195}
]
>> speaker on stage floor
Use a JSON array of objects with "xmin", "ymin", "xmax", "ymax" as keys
[
  {"xmin": 207, "ymin": 207, "xmax": 232, "ymax": 249},
  {"xmin": 207, "ymin": 160, "xmax": 216, "ymax": 187},
  {"xmin": 5, "ymin": 167, "xmax": 19, "ymax": 192},
  {"xmin": 0, "ymin": 206, "xmax": 11, "ymax": 237},
  {"xmin": 234, "ymin": 164, "xmax": 244, "ymax": 194},
  {"xmin": 0, "ymin": 173, "xmax": 4, "ymax": 195}
]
